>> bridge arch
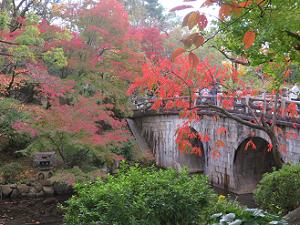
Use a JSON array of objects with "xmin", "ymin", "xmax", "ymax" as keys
[
  {"xmin": 233, "ymin": 136, "xmax": 277, "ymax": 194},
  {"xmin": 177, "ymin": 127, "xmax": 206, "ymax": 173}
]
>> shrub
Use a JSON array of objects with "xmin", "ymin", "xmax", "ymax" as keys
[
  {"xmin": 0, "ymin": 162, "xmax": 23, "ymax": 183},
  {"xmin": 0, "ymin": 98, "xmax": 31, "ymax": 153},
  {"xmin": 207, "ymin": 198, "xmax": 287, "ymax": 225},
  {"xmin": 19, "ymin": 132, "xmax": 95, "ymax": 168},
  {"xmin": 254, "ymin": 164, "xmax": 300, "ymax": 215},
  {"xmin": 109, "ymin": 140, "xmax": 134, "ymax": 161},
  {"xmin": 63, "ymin": 165, "xmax": 215, "ymax": 225}
]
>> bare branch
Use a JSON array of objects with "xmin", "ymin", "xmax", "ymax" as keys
[
  {"xmin": 211, "ymin": 45, "xmax": 250, "ymax": 66},
  {"xmin": 0, "ymin": 40, "xmax": 19, "ymax": 45}
]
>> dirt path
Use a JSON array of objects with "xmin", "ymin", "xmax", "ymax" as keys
[{"xmin": 0, "ymin": 195, "xmax": 69, "ymax": 225}]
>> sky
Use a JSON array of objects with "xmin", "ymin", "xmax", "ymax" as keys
[
  {"xmin": 158, "ymin": 0, "xmax": 204, "ymax": 11},
  {"xmin": 158, "ymin": 0, "xmax": 219, "ymax": 20}
]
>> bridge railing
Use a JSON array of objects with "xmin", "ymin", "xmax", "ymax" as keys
[{"xmin": 131, "ymin": 94, "xmax": 300, "ymax": 122}]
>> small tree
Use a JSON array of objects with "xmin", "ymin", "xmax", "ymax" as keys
[{"xmin": 254, "ymin": 164, "xmax": 300, "ymax": 215}]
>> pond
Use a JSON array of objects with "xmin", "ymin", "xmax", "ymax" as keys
[{"xmin": 0, "ymin": 195, "xmax": 69, "ymax": 225}]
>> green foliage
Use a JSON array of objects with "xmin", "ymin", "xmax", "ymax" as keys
[
  {"xmin": 0, "ymin": 11, "xmax": 9, "ymax": 30},
  {"xmin": 65, "ymin": 166, "xmax": 91, "ymax": 183},
  {"xmin": 207, "ymin": 198, "xmax": 287, "ymax": 225},
  {"xmin": 63, "ymin": 165, "xmax": 215, "ymax": 225},
  {"xmin": 20, "ymin": 131, "xmax": 94, "ymax": 168},
  {"xmin": 0, "ymin": 98, "xmax": 30, "ymax": 152},
  {"xmin": 43, "ymin": 48, "xmax": 68, "ymax": 71},
  {"xmin": 74, "ymin": 73, "xmax": 132, "ymax": 118},
  {"xmin": 9, "ymin": 45, "xmax": 35, "ymax": 63},
  {"xmin": 109, "ymin": 140, "xmax": 134, "ymax": 160},
  {"xmin": 25, "ymin": 12, "xmax": 40, "ymax": 26},
  {"xmin": 0, "ymin": 98, "xmax": 28, "ymax": 136},
  {"xmin": 0, "ymin": 162, "xmax": 23, "ymax": 183},
  {"xmin": 15, "ymin": 25, "xmax": 44, "ymax": 46},
  {"xmin": 254, "ymin": 164, "xmax": 300, "ymax": 215},
  {"xmin": 215, "ymin": 1, "xmax": 300, "ymax": 66}
]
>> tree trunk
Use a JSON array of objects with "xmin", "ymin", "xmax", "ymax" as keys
[{"xmin": 266, "ymin": 129, "xmax": 283, "ymax": 168}]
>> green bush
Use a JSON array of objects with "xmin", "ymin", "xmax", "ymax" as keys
[
  {"xmin": 63, "ymin": 165, "xmax": 215, "ymax": 225},
  {"xmin": 0, "ymin": 162, "xmax": 23, "ymax": 183},
  {"xmin": 109, "ymin": 140, "xmax": 134, "ymax": 161},
  {"xmin": 0, "ymin": 98, "xmax": 30, "ymax": 153},
  {"xmin": 207, "ymin": 198, "xmax": 287, "ymax": 225},
  {"xmin": 254, "ymin": 164, "xmax": 300, "ymax": 215}
]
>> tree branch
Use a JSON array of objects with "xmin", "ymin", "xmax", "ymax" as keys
[
  {"xmin": 211, "ymin": 45, "xmax": 250, "ymax": 66},
  {"xmin": 0, "ymin": 52, "xmax": 13, "ymax": 57},
  {"xmin": 203, "ymin": 0, "xmax": 268, "ymax": 46},
  {"xmin": 190, "ymin": 103, "xmax": 267, "ymax": 131},
  {"xmin": 0, "ymin": 40, "xmax": 19, "ymax": 45}
]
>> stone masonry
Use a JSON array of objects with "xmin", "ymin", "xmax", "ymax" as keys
[{"xmin": 132, "ymin": 113, "xmax": 300, "ymax": 194}]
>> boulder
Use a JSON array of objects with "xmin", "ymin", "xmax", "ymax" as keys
[
  {"xmin": 33, "ymin": 182, "xmax": 43, "ymax": 192},
  {"xmin": 285, "ymin": 207, "xmax": 300, "ymax": 225},
  {"xmin": 27, "ymin": 192, "xmax": 37, "ymax": 198},
  {"xmin": 17, "ymin": 184, "xmax": 30, "ymax": 193},
  {"xmin": 29, "ymin": 186, "xmax": 38, "ymax": 194},
  {"xmin": 36, "ymin": 191, "xmax": 44, "ymax": 197},
  {"xmin": 43, "ymin": 186, "xmax": 54, "ymax": 196},
  {"xmin": 43, "ymin": 197, "xmax": 58, "ymax": 205},
  {"xmin": 53, "ymin": 182, "xmax": 72, "ymax": 195},
  {"xmin": 39, "ymin": 179, "xmax": 52, "ymax": 187},
  {"xmin": 10, "ymin": 184, "xmax": 17, "ymax": 189},
  {"xmin": 10, "ymin": 189, "xmax": 20, "ymax": 199},
  {"xmin": 21, "ymin": 192, "xmax": 28, "ymax": 197},
  {"xmin": 1, "ymin": 185, "xmax": 12, "ymax": 197}
]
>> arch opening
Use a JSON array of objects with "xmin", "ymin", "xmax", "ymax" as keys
[
  {"xmin": 177, "ymin": 127, "xmax": 205, "ymax": 173},
  {"xmin": 233, "ymin": 137, "xmax": 276, "ymax": 194}
]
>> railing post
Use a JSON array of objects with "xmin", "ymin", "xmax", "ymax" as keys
[
  {"xmin": 217, "ymin": 94, "xmax": 221, "ymax": 107},
  {"xmin": 263, "ymin": 98, "xmax": 267, "ymax": 115},
  {"xmin": 281, "ymin": 97, "xmax": 286, "ymax": 118},
  {"xmin": 245, "ymin": 95, "xmax": 249, "ymax": 114}
]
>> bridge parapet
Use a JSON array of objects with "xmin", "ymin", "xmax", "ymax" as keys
[{"xmin": 131, "ymin": 95, "xmax": 300, "ymax": 127}]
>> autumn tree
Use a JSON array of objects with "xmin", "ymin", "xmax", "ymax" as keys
[
  {"xmin": 0, "ymin": 0, "xmax": 60, "ymax": 32},
  {"xmin": 6, "ymin": 0, "xmax": 168, "ymax": 167},
  {"xmin": 9, "ymin": 60, "xmax": 131, "ymax": 167}
]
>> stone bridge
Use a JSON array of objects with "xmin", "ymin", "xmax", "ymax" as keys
[{"xmin": 129, "ymin": 96, "xmax": 300, "ymax": 194}]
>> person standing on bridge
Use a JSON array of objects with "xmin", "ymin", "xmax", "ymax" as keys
[{"xmin": 289, "ymin": 83, "xmax": 300, "ymax": 101}]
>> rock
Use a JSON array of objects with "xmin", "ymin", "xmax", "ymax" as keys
[
  {"xmin": 27, "ymin": 192, "xmax": 37, "ymax": 198},
  {"xmin": 29, "ymin": 186, "xmax": 38, "ymax": 194},
  {"xmin": 53, "ymin": 182, "xmax": 72, "ymax": 195},
  {"xmin": 26, "ymin": 179, "xmax": 36, "ymax": 186},
  {"xmin": 10, "ymin": 189, "xmax": 20, "ymax": 199},
  {"xmin": 43, "ymin": 197, "xmax": 58, "ymax": 205},
  {"xmin": 17, "ymin": 184, "xmax": 30, "ymax": 193},
  {"xmin": 36, "ymin": 191, "xmax": 44, "ymax": 197},
  {"xmin": 33, "ymin": 182, "xmax": 43, "ymax": 192},
  {"xmin": 1, "ymin": 185, "xmax": 12, "ymax": 197},
  {"xmin": 45, "ymin": 205, "xmax": 58, "ymax": 216},
  {"xmin": 43, "ymin": 186, "xmax": 54, "ymax": 196},
  {"xmin": 39, "ymin": 179, "xmax": 52, "ymax": 186},
  {"xmin": 21, "ymin": 192, "xmax": 28, "ymax": 197},
  {"xmin": 10, "ymin": 184, "xmax": 17, "ymax": 189},
  {"xmin": 284, "ymin": 207, "xmax": 300, "ymax": 225}
]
